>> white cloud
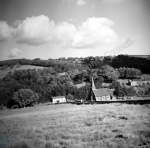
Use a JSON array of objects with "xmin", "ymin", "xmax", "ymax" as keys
[
  {"xmin": 71, "ymin": 17, "xmax": 117, "ymax": 48},
  {"xmin": 76, "ymin": 0, "xmax": 86, "ymax": 6},
  {"xmin": 56, "ymin": 21, "xmax": 77, "ymax": 47},
  {"xmin": 0, "ymin": 21, "xmax": 13, "ymax": 41},
  {"xmin": 102, "ymin": 0, "xmax": 126, "ymax": 4},
  {"xmin": 15, "ymin": 15, "xmax": 56, "ymax": 46},
  {"xmin": 1, "ymin": 15, "xmax": 118, "ymax": 49},
  {"xmin": 9, "ymin": 48, "xmax": 22, "ymax": 58}
]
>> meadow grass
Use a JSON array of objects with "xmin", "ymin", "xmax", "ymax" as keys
[
  {"xmin": 0, "ymin": 103, "xmax": 150, "ymax": 148},
  {"xmin": 0, "ymin": 65, "xmax": 44, "ymax": 78}
]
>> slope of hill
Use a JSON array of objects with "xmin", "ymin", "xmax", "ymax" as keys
[{"xmin": 0, "ymin": 65, "xmax": 44, "ymax": 79}]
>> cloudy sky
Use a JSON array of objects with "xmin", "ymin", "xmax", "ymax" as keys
[{"xmin": 0, "ymin": 0, "xmax": 149, "ymax": 60}]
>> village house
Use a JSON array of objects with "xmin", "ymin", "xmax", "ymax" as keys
[
  {"xmin": 128, "ymin": 79, "xmax": 150, "ymax": 86},
  {"xmin": 101, "ymin": 83, "xmax": 111, "ymax": 88},
  {"xmin": 117, "ymin": 79, "xmax": 129, "ymax": 86},
  {"xmin": 52, "ymin": 96, "xmax": 66, "ymax": 104}
]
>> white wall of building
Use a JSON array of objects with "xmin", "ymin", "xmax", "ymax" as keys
[
  {"xmin": 96, "ymin": 96, "xmax": 110, "ymax": 101},
  {"xmin": 52, "ymin": 97, "xmax": 66, "ymax": 103}
]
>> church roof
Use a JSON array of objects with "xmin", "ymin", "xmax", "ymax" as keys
[
  {"xmin": 52, "ymin": 96, "xmax": 65, "ymax": 99},
  {"xmin": 93, "ymin": 88, "xmax": 110, "ymax": 97}
]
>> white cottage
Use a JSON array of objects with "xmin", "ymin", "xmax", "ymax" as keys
[{"xmin": 52, "ymin": 96, "xmax": 66, "ymax": 104}]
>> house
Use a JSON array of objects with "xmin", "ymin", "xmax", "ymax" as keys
[
  {"xmin": 101, "ymin": 83, "xmax": 111, "ymax": 88},
  {"xmin": 128, "ymin": 79, "xmax": 150, "ymax": 86},
  {"xmin": 52, "ymin": 96, "xmax": 66, "ymax": 104},
  {"xmin": 74, "ymin": 59, "xmax": 83, "ymax": 64},
  {"xmin": 117, "ymin": 79, "xmax": 129, "ymax": 86},
  {"xmin": 90, "ymin": 77, "xmax": 111, "ymax": 101},
  {"xmin": 75, "ymin": 82, "xmax": 86, "ymax": 88}
]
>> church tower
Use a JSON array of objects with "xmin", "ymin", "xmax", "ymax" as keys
[
  {"xmin": 90, "ymin": 77, "xmax": 96, "ymax": 101},
  {"xmin": 91, "ymin": 77, "xmax": 96, "ymax": 90}
]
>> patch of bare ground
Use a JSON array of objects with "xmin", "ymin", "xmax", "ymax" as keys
[{"xmin": 0, "ymin": 103, "xmax": 150, "ymax": 148}]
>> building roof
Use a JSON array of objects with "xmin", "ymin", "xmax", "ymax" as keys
[
  {"xmin": 93, "ymin": 88, "xmax": 110, "ymax": 97},
  {"xmin": 101, "ymin": 83, "xmax": 111, "ymax": 87},
  {"xmin": 52, "ymin": 96, "xmax": 65, "ymax": 99},
  {"xmin": 75, "ymin": 82, "xmax": 86, "ymax": 88},
  {"xmin": 131, "ymin": 79, "xmax": 150, "ymax": 82}
]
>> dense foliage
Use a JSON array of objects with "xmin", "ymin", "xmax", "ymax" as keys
[
  {"xmin": 112, "ymin": 55, "xmax": 150, "ymax": 74},
  {"xmin": 0, "ymin": 67, "xmax": 91, "ymax": 107},
  {"xmin": 11, "ymin": 89, "xmax": 39, "ymax": 108}
]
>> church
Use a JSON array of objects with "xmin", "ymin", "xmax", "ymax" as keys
[{"xmin": 90, "ymin": 77, "xmax": 113, "ymax": 102}]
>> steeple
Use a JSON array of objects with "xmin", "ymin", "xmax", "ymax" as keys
[
  {"xmin": 91, "ymin": 77, "xmax": 96, "ymax": 90},
  {"xmin": 90, "ymin": 77, "xmax": 96, "ymax": 101}
]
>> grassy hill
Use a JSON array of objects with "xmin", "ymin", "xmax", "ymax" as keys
[
  {"xmin": 0, "ymin": 103, "xmax": 150, "ymax": 148},
  {"xmin": 0, "ymin": 65, "xmax": 44, "ymax": 79}
]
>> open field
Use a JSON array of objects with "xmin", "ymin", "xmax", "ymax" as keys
[
  {"xmin": 0, "ymin": 65, "xmax": 44, "ymax": 79},
  {"xmin": 0, "ymin": 103, "xmax": 150, "ymax": 148}
]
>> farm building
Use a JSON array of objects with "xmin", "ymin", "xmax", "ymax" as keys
[
  {"xmin": 52, "ymin": 96, "xmax": 66, "ymax": 104},
  {"xmin": 128, "ymin": 79, "xmax": 150, "ymax": 86}
]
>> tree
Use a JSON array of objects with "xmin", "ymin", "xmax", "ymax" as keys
[
  {"xmin": 100, "ymin": 65, "xmax": 120, "ymax": 81},
  {"xmin": 94, "ymin": 76, "xmax": 104, "ymax": 89},
  {"xmin": 12, "ymin": 89, "xmax": 39, "ymax": 108},
  {"xmin": 112, "ymin": 55, "xmax": 150, "ymax": 74},
  {"xmin": 66, "ymin": 94, "xmax": 74, "ymax": 100}
]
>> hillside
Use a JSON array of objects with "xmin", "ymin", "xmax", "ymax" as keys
[
  {"xmin": 0, "ymin": 65, "xmax": 44, "ymax": 79},
  {"xmin": 129, "ymin": 55, "xmax": 150, "ymax": 59},
  {"xmin": 0, "ymin": 55, "xmax": 150, "ymax": 108}
]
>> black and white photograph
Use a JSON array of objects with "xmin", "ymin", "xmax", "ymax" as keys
[{"xmin": 0, "ymin": 0, "xmax": 150, "ymax": 147}]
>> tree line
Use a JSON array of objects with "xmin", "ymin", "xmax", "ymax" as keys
[{"xmin": 112, "ymin": 55, "xmax": 150, "ymax": 74}]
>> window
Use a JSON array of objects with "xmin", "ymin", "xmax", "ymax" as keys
[
  {"xmin": 107, "ymin": 96, "xmax": 110, "ymax": 100},
  {"xmin": 102, "ymin": 96, "xmax": 105, "ymax": 100},
  {"xmin": 96, "ymin": 97, "xmax": 101, "ymax": 101}
]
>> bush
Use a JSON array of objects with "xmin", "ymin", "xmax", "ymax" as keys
[
  {"xmin": 66, "ymin": 94, "xmax": 74, "ymax": 100},
  {"xmin": 11, "ymin": 89, "xmax": 39, "ymax": 108}
]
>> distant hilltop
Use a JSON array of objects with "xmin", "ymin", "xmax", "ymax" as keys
[{"xmin": 128, "ymin": 55, "xmax": 150, "ymax": 59}]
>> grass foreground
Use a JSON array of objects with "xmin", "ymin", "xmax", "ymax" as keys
[{"xmin": 0, "ymin": 103, "xmax": 150, "ymax": 148}]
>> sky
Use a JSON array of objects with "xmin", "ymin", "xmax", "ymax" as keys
[{"xmin": 0, "ymin": 0, "xmax": 150, "ymax": 60}]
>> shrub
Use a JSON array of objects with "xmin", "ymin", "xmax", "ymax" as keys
[
  {"xmin": 66, "ymin": 94, "xmax": 74, "ymax": 100},
  {"xmin": 11, "ymin": 89, "xmax": 39, "ymax": 108}
]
